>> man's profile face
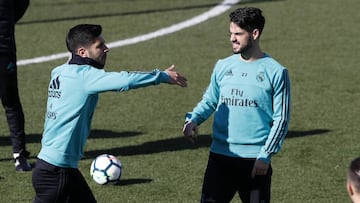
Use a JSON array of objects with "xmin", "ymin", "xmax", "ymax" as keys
[
  {"xmin": 229, "ymin": 22, "xmax": 253, "ymax": 54},
  {"xmin": 84, "ymin": 36, "xmax": 109, "ymax": 66}
]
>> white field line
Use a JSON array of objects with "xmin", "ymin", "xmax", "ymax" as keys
[{"xmin": 17, "ymin": 0, "xmax": 240, "ymax": 66}]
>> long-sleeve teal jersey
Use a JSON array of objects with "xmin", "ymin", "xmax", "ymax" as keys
[
  {"xmin": 37, "ymin": 62, "xmax": 170, "ymax": 168},
  {"xmin": 185, "ymin": 54, "xmax": 291, "ymax": 163}
]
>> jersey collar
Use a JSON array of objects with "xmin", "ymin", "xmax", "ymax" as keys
[{"xmin": 68, "ymin": 54, "xmax": 104, "ymax": 69}]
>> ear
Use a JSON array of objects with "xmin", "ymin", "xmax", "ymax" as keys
[
  {"xmin": 252, "ymin": 29, "xmax": 260, "ymax": 41},
  {"xmin": 347, "ymin": 181, "xmax": 354, "ymax": 196},
  {"xmin": 76, "ymin": 47, "xmax": 88, "ymax": 57}
]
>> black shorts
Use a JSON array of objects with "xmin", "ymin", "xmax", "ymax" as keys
[
  {"xmin": 201, "ymin": 152, "xmax": 272, "ymax": 203},
  {"xmin": 32, "ymin": 159, "xmax": 96, "ymax": 203}
]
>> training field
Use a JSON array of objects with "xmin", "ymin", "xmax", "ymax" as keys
[{"xmin": 0, "ymin": 0, "xmax": 359, "ymax": 202}]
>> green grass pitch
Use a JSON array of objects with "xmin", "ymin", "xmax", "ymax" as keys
[{"xmin": 0, "ymin": 0, "xmax": 359, "ymax": 202}]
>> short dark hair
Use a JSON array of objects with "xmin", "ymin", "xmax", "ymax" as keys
[
  {"xmin": 229, "ymin": 7, "xmax": 265, "ymax": 35},
  {"xmin": 349, "ymin": 157, "xmax": 360, "ymax": 192},
  {"xmin": 66, "ymin": 24, "xmax": 102, "ymax": 53}
]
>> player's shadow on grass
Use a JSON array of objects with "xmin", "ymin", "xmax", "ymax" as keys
[
  {"xmin": 0, "ymin": 130, "xmax": 142, "ymax": 147},
  {"xmin": 115, "ymin": 178, "xmax": 153, "ymax": 186},
  {"xmin": 84, "ymin": 134, "xmax": 212, "ymax": 159},
  {"xmin": 0, "ymin": 133, "xmax": 41, "ymax": 147},
  {"xmin": 0, "ymin": 128, "xmax": 331, "ymax": 162},
  {"xmin": 286, "ymin": 129, "xmax": 331, "ymax": 138},
  {"xmin": 84, "ymin": 129, "xmax": 331, "ymax": 159},
  {"xmin": 89, "ymin": 130, "xmax": 143, "ymax": 139},
  {"xmin": 0, "ymin": 130, "xmax": 143, "ymax": 162}
]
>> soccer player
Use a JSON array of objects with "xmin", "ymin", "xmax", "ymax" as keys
[
  {"xmin": 32, "ymin": 24, "xmax": 187, "ymax": 203},
  {"xmin": 0, "ymin": 0, "xmax": 32, "ymax": 172},
  {"xmin": 182, "ymin": 7, "xmax": 291, "ymax": 203},
  {"xmin": 347, "ymin": 157, "xmax": 360, "ymax": 203}
]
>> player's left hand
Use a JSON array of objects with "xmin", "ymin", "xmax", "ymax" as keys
[
  {"xmin": 251, "ymin": 159, "xmax": 269, "ymax": 178},
  {"xmin": 164, "ymin": 65, "xmax": 187, "ymax": 87},
  {"xmin": 182, "ymin": 121, "xmax": 198, "ymax": 143}
]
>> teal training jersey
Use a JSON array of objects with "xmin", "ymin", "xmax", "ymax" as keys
[
  {"xmin": 185, "ymin": 54, "xmax": 291, "ymax": 163},
  {"xmin": 38, "ymin": 62, "xmax": 170, "ymax": 168}
]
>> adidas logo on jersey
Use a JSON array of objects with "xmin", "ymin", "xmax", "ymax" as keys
[
  {"xmin": 48, "ymin": 75, "xmax": 62, "ymax": 98},
  {"xmin": 225, "ymin": 69, "xmax": 233, "ymax": 76}
]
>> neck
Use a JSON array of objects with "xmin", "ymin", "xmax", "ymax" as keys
[
  {"xmin": 350, "ymin": 193, "xmax": 360, "ymax": 203},
  {"xmin": 240, "ymin": 46, "xmax": 264, "ymax": 62}
]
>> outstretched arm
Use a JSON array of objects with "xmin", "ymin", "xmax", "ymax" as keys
[{"xmin": 83, "ymin": 64, "xmax": 187, "ymax": 93}]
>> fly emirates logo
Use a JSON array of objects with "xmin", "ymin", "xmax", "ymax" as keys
[{"xmin": 220, "ymin": 88, "xmax": 258, "ymax": 107}]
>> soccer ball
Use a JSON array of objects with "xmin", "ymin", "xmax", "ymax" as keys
[{"xmin": 90, "ymin": 154, "xmax": 122, "ymax": 185}]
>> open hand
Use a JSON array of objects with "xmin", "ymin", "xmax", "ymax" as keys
[{"xmin": 165, "ymin": 65, "xmax": 187, "ymax": 87}]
